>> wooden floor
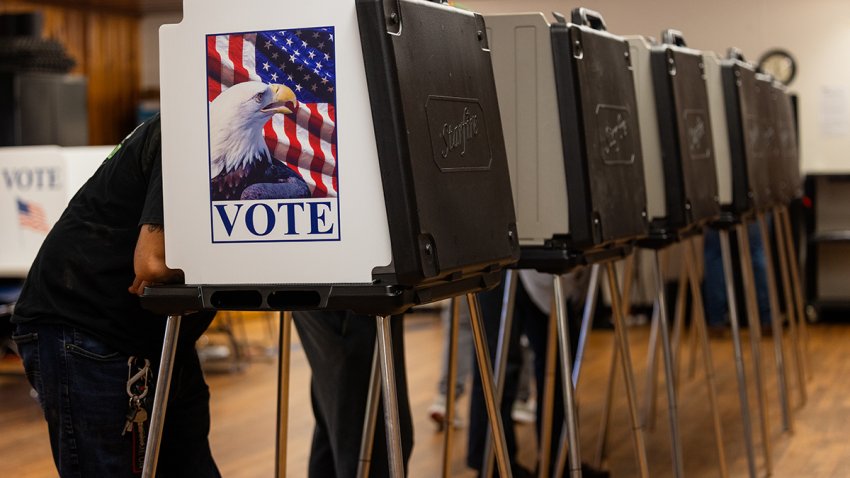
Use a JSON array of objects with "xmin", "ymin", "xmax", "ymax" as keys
[{"xmin": 2, "ymin": 311, "xmax": 850, "ymax": 477}]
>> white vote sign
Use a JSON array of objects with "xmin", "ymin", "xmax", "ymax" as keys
[
  {"xmin": 0, "ymin": 146, "xmax": 112, "ymax": 277},
  {"xmin": 159, "ymin": 0, "xmax": 392, "ymax": 284}
]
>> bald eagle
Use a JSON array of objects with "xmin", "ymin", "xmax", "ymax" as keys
[{"xmin": 209, "ymin": 81, "xmax": 310, "ymax": 201}]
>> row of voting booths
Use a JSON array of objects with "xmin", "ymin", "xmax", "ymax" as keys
[{"xmin": 142, "ymin": 0, "xmax": 807, "ymax": 477}]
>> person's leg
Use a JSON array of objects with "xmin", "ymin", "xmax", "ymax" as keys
[
  {"xmin": 702, "ymin": 227, "xmax": 729, "ymax": 328},
  {"xmin": 13, "ymin": 322, "xmax": 218, "ymax": 478},
  {"xmin": 435, "ymin": 297, "xmax": 473, "ymax": 398},
  {"xmin": 747, "ymin": 221, "xmax": 773, "ymax": 326},
  {"xmin": 430, "ymin": 297, "xmax": 474, "ymax": 427},
  {"xmin": 156, "ymin": 346, "xmax": 221, "ymax": 477},
  {"xmin": 516, "ymin": 280, "xmax": 564, "ymax": 477},
  {"xmin": 293, "ymin": 310, "xmax": 413, "ymax": 478}
]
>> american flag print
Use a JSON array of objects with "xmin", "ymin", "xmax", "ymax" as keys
[
  {"xmin": 17, "ymin": 198, "xmax": 50, "ymax": 234},
  {"xmin": 206, "ymin": 27, "xmax": 338, "ymax": 198}
]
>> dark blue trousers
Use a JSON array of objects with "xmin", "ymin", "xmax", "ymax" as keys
[{"xmin": 13, "ymin": 322, "xmax": 220, "ymax": 478}]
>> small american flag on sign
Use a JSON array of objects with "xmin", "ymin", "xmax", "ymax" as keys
[
  {"xmin": 17, "ymin": 198, "xmax": 50, "ymax": 234},
  {"xmin": 207, "ymin": 27, "xmax": 338, "ymax": 198}
]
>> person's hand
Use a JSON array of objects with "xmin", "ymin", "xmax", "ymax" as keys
[{"xmin": 128, "ymin": 277, "xmax": 157, "ymax": 296}]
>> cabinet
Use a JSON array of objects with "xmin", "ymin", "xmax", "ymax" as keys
[{"xmin": 805, "ymin": 174, "xmax": 850, "ymax": 312}]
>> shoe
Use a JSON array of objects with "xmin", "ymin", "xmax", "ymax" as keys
[
  {"xmin": 511, "ymin": 398, "xmax": 536, "ymax": 424},
  {"xmin": 427, "ymin": 394, "xmax": 464, "ymax": 431}
]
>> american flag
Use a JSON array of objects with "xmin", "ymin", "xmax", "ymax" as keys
[
  {"xmin": 207, "ymin": 27, "xmax": 338, "ymax": 198},
  {"xmin": 17, "ymin": 198, "xmax": 50, "ymax": 234}
]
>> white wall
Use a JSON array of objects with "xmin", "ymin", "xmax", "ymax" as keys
[
  {"xmin": 141, "ymin": 0, "xmax": 850, "ymax": 172},
  {"xmin": 463, "ymin": 0, "xmax": 850, "ymax": 173},
  {"xmin": 140, "ymin": 12, "xmax": 182, "ymax": 91}
]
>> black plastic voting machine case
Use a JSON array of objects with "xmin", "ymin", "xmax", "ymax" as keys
[
  {"xmin": 764, "ymin": 81, "xmax": 801, "ymax": 206},
  {"xmin": 722, "ymin": 50, "xmax": 771, "ymax": 215},
  {"xmin": 550, "ymin": 9, "xmax": 648, "ymax": 253},
  {"xmin": 649, "ymin": 30, "xmax": 720, "ymax": 231}
]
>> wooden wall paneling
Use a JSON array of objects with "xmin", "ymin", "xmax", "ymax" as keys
[{"xmin": 1, "ymin": 1, "xmax": 140, "ymax": 145}]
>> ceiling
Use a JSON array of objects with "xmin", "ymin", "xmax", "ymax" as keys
[{"xmin": 20, "ymin": 0, "xmax": 183, "ymax": 14}]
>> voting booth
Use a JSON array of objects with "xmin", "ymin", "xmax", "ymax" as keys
[
  {"xmin": 143, "ymin": 1, "xmax": 520, "ymax": 476},
  {"xmin": 764, "ymin": 81, "xmax": 801, "ymax": 206},
  {"xmin": 627, "ymin": 31, "xmax": 720, "ymax": 238},
  {"xmin": 484, "ymin": 9, "xmax": 647, "ymax": 276},
  {"xmin": 484, "ymin": 9, "xmax": 651, "ymax": 477},
  {"xmin": 147, "ymin": 0, "xmax": 519, "ymax": 316},
  {"xmin": 0, "ymin": 145, "xmax": 111, "ymax": 276},
  {"xmin": 707, "ymin": 51, "xmax": 769, "ymax": 215}
]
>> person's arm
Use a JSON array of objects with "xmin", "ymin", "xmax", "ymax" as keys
[{"xmin": 128, "ymin": 223, "xmax": 184, "ymax": 296}]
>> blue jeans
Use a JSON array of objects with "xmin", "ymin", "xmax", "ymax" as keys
[
  {"xmin": 13, "ymin": 322, "xmax": 220, "ymax": 478},
  {"xmin": 703, "ymin": 222, "xmax": 771, "ymax": 326}
]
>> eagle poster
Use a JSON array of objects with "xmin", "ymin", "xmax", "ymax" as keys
[{"xmin": 206, "ymin": 26, "xmax": 340, "ymax": 243}]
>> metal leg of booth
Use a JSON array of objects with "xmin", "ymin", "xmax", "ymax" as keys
[
  {"xmin": 592, "ymin": 335, "xmax": 618, "ymax": 469},
  {"xmin": 642, "ymin": 296, "xmax": 661, "ymax": 431},
  {"xmin": 537, "ymin": 294, "xmax": 559, "ymax": 478},
  {"xmin": 605, "ymin": 261, "xmax": 650, "ymax": 478},
  {"xmin": 554, "ymin": 274, "xmax": 583, "ymax": 478},
  {"xmin": 772, "ymin": 208, "xmax": 807, "ymax": 408},
  {"xmin": 756, "ymin": 213, "xmax": 794, "ymax": 433},
  {"xmin": 481, "ymin": 271, "xmax": 518, "ymax": 478},
  {"xmin": 779, "ymin": 205, "xmax": 810, "ymax": 382},
  {"xmin": 276, "ymin": 311, "xmax": 293, "ymax": 477},
  {"xmin": 555, "ymin": 262, "xmax": 602, "ymax": 478},
  {"xmin": 376, "ymin": 314, "xmax": 406, "ymax": 477},
  {"xmin": 684, "ymin": 239, "xmax": 729, "ymax": 478},
  {"xmin": 554, "ymin": 263, "xmax": 616, "ymax": 476},
  {"xmin": 357, "ymin": 343, "xmax": 382, "ymax": 478},
  {"xmin": 572, "ymin": 263, "xmax": 602, "ymax": 386},
  {"xmin": 687, "ymin": 301, "xmax": 700, "ymax": 381},
  {"xmin": 737, "ymin": 223, "xmax": 773, "ymax": 474},
  {"xmin": 646, "ymin": 252, "xmax": 689, "ymax": 435},
  {"xmin": 440, "ymin": 297, "xmax": 462, "ymax": 478},
  {"xmin": 719, "ymin": 229, "xmax": 758, "ymax": 478},
  {"xmin": 142, "ymin": 315, "xmax": 183, "ymax": 478},
  {"xmin": 650, "ymin": 250, "xmax": 684, "ymax": 478},
  {"xmin": 670, "ymin": 255, "xmax": 689, "ymax": 394},
  {"xmin": 468, "ymin": 293, "xmax": 514, "ymax": 478},
  {"xmin": 593, "ymin": 257, "xmax": 635, "ymax": 469}
]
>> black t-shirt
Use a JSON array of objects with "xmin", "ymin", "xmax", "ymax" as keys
[{"xmin": 12, "ymin": 114, "xmax": 212, "ymax": 357}]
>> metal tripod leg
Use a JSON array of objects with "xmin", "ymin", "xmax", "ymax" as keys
[
  {"xmin": 737, "ymin": 223, "xmax": 773, "ymax": 474},
  {"xmin": 142, "ymin": 315, "xmax": 182, "ymax": 478},
  {"xmin": 606, "ymin": 261, "xmax": 650, "ymax": 478},
  {"xmin": 573, "ymin": 263, "xmax": 602, "ymax": 386},
  {"xmin": 356, "ymin": 345, "xmax": 381, "ymax": 478},
  {"xmin": 684, "ymin": 238, "xmax": 729, "ymax": 478},
  {"xmin": 468, "ymin": 293, "xmax": 514, "ymax": 478},
  {"xmin": 651, "ymin": 250, "xmax": 684, "ymax": 477},
  {"xmin": 757, "ymin": 212, "xmax": 794, "ymax": 432},
  {"xmin": 642, "ymin": 295, "xmax": 661, "ymax": 431},
  {"xmin": 779, "ymin": 206, "xmax": 810, "ymax": 380},
  {"xmin": 772, "ymin": 208, "xmax": 807, "ymax": 408},
  {"xmin": 593, "ymin": 256, "xmax": 635, "ymax": 468},
  {"xmin": 441, "ymin": 297, "xmax": 462, "ymax": 478},
  {"xmin": 554, "ymin": 274, "xmax": 583, "ymax": 478},
  {"xmin": 373, "ymin": 315, "xmax": 405, "ymax": 477},
  {"xmin": 538, "ymin": 295, "xmax": 559, "ymax": 478},
  {"xmin": 482, "ymin": 271, "xmax": 518, "ymax": 478},
  {"xmin": 719, "ymin": 229, "xmax": 758, "ymax": 478},
  {"xmin": 670, "ymin": 255, "xmax": 689, "ymax": 392},
  {"xmin": 276, "ymin": 311, "xmax": 293, "ymax": 477}
]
